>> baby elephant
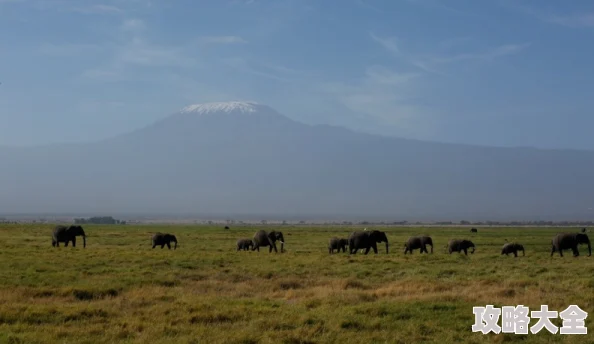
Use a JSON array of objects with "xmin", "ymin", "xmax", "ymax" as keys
[
  {"xmin": 152, "ymin": 233, "xmax": 177, "ymax": 250},
  {"xmin": 501, "ymin": 243, "xmax": 525, "ymax": 257},
  {"xmin": 448, "ymin": 239, "xmax": 475, "ymax": 255},
  {"xmin": 328, "ymin": 237, "xmax": 349, "ymax": 254},
  {"xmin": 236, "ymin": 238, "xmax": 254, "ymax": 251}
]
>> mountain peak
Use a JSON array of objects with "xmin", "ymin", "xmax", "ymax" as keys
[{"xmin": 179, "ymin": 101, "xmax": 263, "ymax": 115}]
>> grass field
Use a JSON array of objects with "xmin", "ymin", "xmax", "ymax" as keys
[{"xmin": 0, "ymin": 224, "xmax": 592, "ymax": 343}]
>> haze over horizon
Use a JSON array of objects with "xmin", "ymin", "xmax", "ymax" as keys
[
  {"xmin": 0, "ymin": 101, "xmax": 593, "ymax": 220},
  {"xmin": 2, "ymin": 0, "xmax": 594, "ymax": 150}
]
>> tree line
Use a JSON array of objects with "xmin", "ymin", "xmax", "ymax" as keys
[{"xmin": 74, "ymin": 216, "xmax": 126, "ymax": 225}]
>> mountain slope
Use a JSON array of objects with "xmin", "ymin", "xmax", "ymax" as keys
[{"xmin": 1, "ymin": 101, "xmax": 593, "ymax": 220}]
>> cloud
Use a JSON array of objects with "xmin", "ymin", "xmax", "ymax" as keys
[
  {"xmin": 117, "ymin": 42, "xmax": 196, "ymax": 67},
  {"xmin": 70, "ymin": 4, "xmax": 123, "ymax": 15},
  {"xmin": 427, "ymin": 43, "xmax": 531, "ymax": 64},
  {"xmin": 404, "ymin": 0, "xmax": 470, "ymax": 16},
  {"xmin": 318, "ymin": 65, "xmax": 424, "ymax": 126},
  {"xmin": 370, "ymin": 32, "xmax": 529, "ymax": 75},
  {"xmin": 369, "ymin": 32, "xmax": 399, "ymax": 55},
  {"xmin": 78, "ymin": 18, "xmax": 199, "ymax": 83},
  {"xmin": 223, "ymin": 57, "xmax": 290, "ymax": 81},
  {"xmin": 198, "ymin": 36, "xmax": 248, "ymax": 44},
  {"xmin": 121, "ymin": 19, "xmax": 146, "ymax": 33},
  {"xmin": 81, "ymin": 69, "xmax": 122, "ymax": 82},
  {"xmin": 545, "ymin": 13, "xmax": 594, "ymax": 28},
  {"xmin": 354, "ymin": 0, "xmax": 383, "ymax": 13},
  {"xmin": 502, "ymin": 3, "xmax": 594, "ymax": 28},
  {"xmin": 39, "ymin": 43, "xmax": 101, "ymax": 56}
]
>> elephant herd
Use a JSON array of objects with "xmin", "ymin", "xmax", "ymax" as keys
[
  {"xmin": 51, "ymin": 225, "xmax": 592, "ymax": 258},
  {"xmin": 326, "ymin": 230, "xmax": 591, "ymax": 258}
]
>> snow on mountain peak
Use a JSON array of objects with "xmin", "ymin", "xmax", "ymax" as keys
[{"xmin": 180, "ymin": 101, "xmax": 263, "ymax": 115}]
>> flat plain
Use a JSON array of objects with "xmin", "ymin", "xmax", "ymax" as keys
[{"xmin": 0, "ymin": 224, "xmax": 592, "ymax": 344}]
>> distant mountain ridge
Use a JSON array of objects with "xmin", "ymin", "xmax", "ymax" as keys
[{"xmin": 1, "ymin": 101, "xmax": 593, "ymax": 220}]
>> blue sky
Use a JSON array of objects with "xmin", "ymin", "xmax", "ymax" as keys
[{"xmin": 1, "ymin": 0, "xmax": 594, "ymax": 149}]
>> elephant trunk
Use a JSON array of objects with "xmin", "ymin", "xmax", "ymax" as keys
[
  {"xmin": 430, "ymin": 244, "xmax": 433, "ymax": 253},
  {"xmin": 83, "ymin": 235, "xmax": 86, "ymax": 248},
  {"xmin": 385, "ymin": 241, "xmax": 389, "ymax": 254},
  {"xmin": 587, "ymin": 240, "xmax": 591, "ymax": 257},
  {"xmin": 174, "ymin": 240, "xmax": 178, "ymax": 250},
  {"xmin": 522, "ymin": 247, "xmax": 525, "ymax": 256}
]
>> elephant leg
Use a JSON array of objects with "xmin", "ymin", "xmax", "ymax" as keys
[
  {"xmin": 364, "ymin": 247, "xmax": 370, "ymax": 255},
  {"xmin": 559, "ymin": 248, "xmax": 563, "ymax": 257},
  {"xmin": 64, "ymin": 241, "xmax": 69, "ymax": 247},
  {"xmin": 463, "ymin": 248, "xmax": 468, "ymax": 255},
  {"xmin": 572, "ymin": 246, "xmax": 579, "ymax": 257},
  {"xmin": 72, "ymin": 237, "xmax": 76, "ymax": 247},
  {"xmin": 152, "ymin": 244, "xmax": 156, "ymax": 249},
  {"xmin": 167, "ymin": 243, "xmax": 171, "ymax": 249},
  {"xmin": 372, "ymin": 244, "xmax": 378, "ymax": 254},
  {"xmin": 161, "ymin": 244, "xmax": 165, "ymax": 249},
  {"xmin": 513, "ymin": 251, "xmax": 517, "ymax": 258}
]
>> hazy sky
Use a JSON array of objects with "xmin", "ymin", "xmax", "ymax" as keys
[{"xmin": 1, "ymin": 0, "xmax": 594, "ymax": 149}]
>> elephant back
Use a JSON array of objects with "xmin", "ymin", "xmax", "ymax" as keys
[{"xmin": 253, "ymin": 230, "xmax": 269, "ymax": 245}]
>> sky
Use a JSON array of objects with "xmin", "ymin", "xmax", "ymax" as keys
[{"xmin": 1, "ymin": 0, "xmax": 594, "ymax": 149}]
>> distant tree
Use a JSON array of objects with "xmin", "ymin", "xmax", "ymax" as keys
[
  {"xmin": 460, "ymin": 220, "xmax": 471, "ymax": 225},
  {"xmin": 74, "ymin": 216, "xmax": 121, "ymax": 225}
]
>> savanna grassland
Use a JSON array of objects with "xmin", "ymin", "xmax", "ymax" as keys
[{"xmin": 0, "ymin": 224, "xmax": 593, "ymax": 344}]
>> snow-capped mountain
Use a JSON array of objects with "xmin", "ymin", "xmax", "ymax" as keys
[
  {"xmin": 179, "ymin": 101, "xmax": 263, "ymax": 115},
  {"xmin": 1, "ymin": 101, "xmax": 594, "ymax": 220}
]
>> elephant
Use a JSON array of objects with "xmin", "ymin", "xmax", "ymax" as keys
[
  {"xmin": 501, "ymin": 243, "xmax": 525, "ymax": 257},
  {"xmin": 236, "ymin": 238, "xmax": 254, "ymax": 251},
  {"xmin": 550, "ymin": 233, "xmax": 591, "ymax": 257},
  {"xmin": 328, "ymin": 237, "xmax": 349, "ymax": 254},
  {"xmin": 225, "ymin": 226, "xmax": 230, "ymax": 230},
  {"xmin": 252, "ymin": 230, "xmax": 285, "ymax": 253},
  {"xmin": 448, "ymin": 239, "xmax": 475, "ymax": 255},
  {"xmin": 470, "ymin": 228, "xmax": 478, "ymax": 233},
  {"xmin": 404, "ymin": 235, "xmax": 433, "ymax": 254},
  {"xmin": 152, "ymin": 233, "xmax": 177, "ymax": 250},
  {"xmin": 52, "ymin": 225, "xmax": 86, "ymax": 248},
  {"xmin": 348, "ymin": 230, "xmax": 389, "ymax": 254}
]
